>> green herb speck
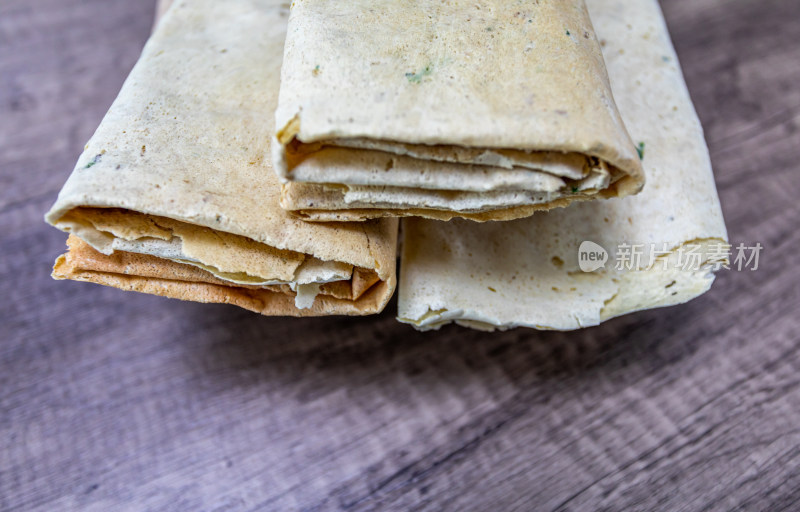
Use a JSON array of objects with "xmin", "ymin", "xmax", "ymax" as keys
[
  {"xmin": 84, "ymin": 154, "xmax": 102, "ymax": 169},
  {"xmin": 405, "ymin": 65, "xmax": 433, "ymax": 83},
  {"xmin": 636, "ymin": 142, "xmax": 646, "ymax": 160},
  {"xmin": 566, "ymin": 29, "xmax": 571, "ymax": 36},
  {"xmin": 571, "ymin": 186, "xmax": 579, "ymax": 194}
]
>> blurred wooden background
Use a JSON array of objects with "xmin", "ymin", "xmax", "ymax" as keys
[{"xmin": 2, "ymin": 0, "xmax": 799, "ymax": 510}]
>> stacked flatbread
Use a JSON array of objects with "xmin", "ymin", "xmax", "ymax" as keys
[
  {"xmin": 273, "ymin": 0, "xmax": 644, "ymax": 222},
  {"xmin": 47, "ymin": 0, "xmax": 727, "ymax": 329},
  {"xmin": 46, "ymin": 0, "xmax": 398, "ymax": 316},
  {"xmin": 397, "ymin": 0, "xmax": 729, "ymax": 330}
]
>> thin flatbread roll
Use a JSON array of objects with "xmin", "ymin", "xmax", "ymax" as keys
[
  {"xmin": 273, "ymin": 0, "xmax": 645, "ymax": 222},
  {"xmin": 46, "ymin": 0, "xmax": 398, "ymax": 316},
  {"xmin": 397, "ymin": 0, "xmax": 729, "ymax": 330}
]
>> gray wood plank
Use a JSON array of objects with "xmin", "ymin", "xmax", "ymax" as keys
[{"xmin": 1, "ymin": 0, "xmax": 799, "ymax": 511}]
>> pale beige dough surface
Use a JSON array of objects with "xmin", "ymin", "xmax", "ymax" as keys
[
  {"xmin": 398, "ymin": 0, "xmax": 728, "ymax": 330},
  {"xmin": 274, "ymin": 0, "xmax": 644, "ymax": 221},
  {"xmin": 46, "ymin": 0, "xmax": 398, "ymax": 316}
]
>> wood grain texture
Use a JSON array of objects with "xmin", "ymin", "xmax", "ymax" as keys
[{"xmin": 1, "ymin": 0, "xmax": 799, "ymax": 511}]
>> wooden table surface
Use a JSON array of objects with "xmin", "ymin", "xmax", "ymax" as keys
[{"xmin": 2, "ymin": 1, "xmax": 799, "ymax": 510}]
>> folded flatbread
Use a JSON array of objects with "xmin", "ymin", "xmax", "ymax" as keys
[
  {"xmin": 273, "ymin": 0, "xmax": 644, "ymax": 222},
  {"xmin": 46, "ymin": 0, "xmax": 398, "ymax": 316},
  {"xmin": 398, "ymin": 0, "xmax": 729, "ymax": 330}
]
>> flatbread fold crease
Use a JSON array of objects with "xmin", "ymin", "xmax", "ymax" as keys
[
  {"xmin": 273, "ymin": 0, "xmax": 644, "ymax": 222},
  {"xmin": 46, "ymin": 0, "xmax": 398, "ymax": 316}
]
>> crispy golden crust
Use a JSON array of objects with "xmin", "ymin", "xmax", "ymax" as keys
[{"xmin": 54, "ymin": 236, "xmax": 392, "ymax": 316}]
